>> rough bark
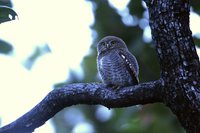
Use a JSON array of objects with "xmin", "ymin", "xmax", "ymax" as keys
[
  {"xmin": 0, "ymin": 81, "xmax": 163, "ymax": 133},
  {"xmin": 0, "ymin": 0, "xmax": 200, "ymax": 133},
  {"xmin": 146, "ymin": 0, "xmax": 200, "ymax": 132}
]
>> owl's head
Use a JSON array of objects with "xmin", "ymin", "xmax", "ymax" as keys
[{"xmin": 97, "ymin": 36, "xmax": 128, "ymax": 55}]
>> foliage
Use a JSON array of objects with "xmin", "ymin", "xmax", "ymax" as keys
[
  {"xmin": 0, "ymin": 6, "xmax": 17, "ymax": 24},
  {"xmin": 0, "ymin": 1, "xmax": 17, "ymax": 54},
  {"xmin": 0, "ymin": 39, "xmax": 12, "ymax": 54}
]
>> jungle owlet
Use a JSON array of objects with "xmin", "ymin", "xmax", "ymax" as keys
[{"xmin": 97, "ymin": 36, "xmax": 139, "ymax": 87}]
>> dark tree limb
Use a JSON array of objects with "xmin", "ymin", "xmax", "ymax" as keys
[{"xmin": 0, "ymin": 80, "xmax": 163, "ymax": 133}]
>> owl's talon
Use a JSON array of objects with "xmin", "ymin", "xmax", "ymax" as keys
[
  {"xmin": 112, "ymin": 85, "xmax": 121, "ymax": 90},
  {"xmin": 106, "ymin": 84, "xmax": 121, "ymax": 90}
]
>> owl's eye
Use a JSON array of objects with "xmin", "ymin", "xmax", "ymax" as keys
[
  {"xmin": 100, "ymin": 42, "xmax": 106, "ymax": 46},
  {"xmin": 110, "ymin": 40, "xmax": 117, "ymax": 45}
]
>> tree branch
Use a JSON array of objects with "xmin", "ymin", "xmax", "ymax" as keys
[{"xmin": 0, "ymin": 80, "xmax": 163, "ymax": 133}]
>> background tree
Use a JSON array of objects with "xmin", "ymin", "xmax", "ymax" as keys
[{"xmin": 0, "ymin": 0, "xmax": 200, "ymax": 133}]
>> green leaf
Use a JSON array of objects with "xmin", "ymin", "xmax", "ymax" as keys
[
  {"xmin": 0, "ymin": 6, "xmax": 18, "ymax": 24},
  {"xmin": 191, "ymin": 1, "xmax": 200, "ymax": 15},
  {"xmin": 0, "ymin": 39, "xmax": 13, "ymax": 54},
  {"xmin": 194, "ymin": 37, "xmax": 200, "ymax": 47}
]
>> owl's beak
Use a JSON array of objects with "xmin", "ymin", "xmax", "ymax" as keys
[{"xmin": 106, "ymin": 43, "xmax": 110, "ymax": 48}]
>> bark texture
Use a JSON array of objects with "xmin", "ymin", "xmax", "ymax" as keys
[
  {"xmin": 146, "ymin": 0, "xmax": 200, "ymax": 132},
  {"xmin": 0, "ymin": 81, "xmax": 163, "ymax": 133},
  {"xmin": 0, "ymin": 0, "xmax": 199, "ymax": 133}
]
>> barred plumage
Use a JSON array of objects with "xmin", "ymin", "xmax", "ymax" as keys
[{"xmin": 97, "ymin": 36, "xmax": 139, "ymax": 87}]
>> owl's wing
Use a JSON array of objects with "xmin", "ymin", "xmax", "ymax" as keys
[{"xmin": 118, "ymin": 50, "xmax": 139, "ymax": 84}]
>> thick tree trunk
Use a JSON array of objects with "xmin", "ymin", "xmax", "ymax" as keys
[
  {"xmin": 146, "ymin": 0, "xmax": 200, "ymax": 132},
  {"xmin": 0, "ymin": 0, "xmax": 199, "ymax": 133}
]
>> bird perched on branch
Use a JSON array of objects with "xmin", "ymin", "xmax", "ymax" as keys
[{"xmin": 97, "ymin": 36, "xmax": 139, "ymax": 88}]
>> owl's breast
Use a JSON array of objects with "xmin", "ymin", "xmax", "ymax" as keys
[{"xmin": 98, "ymin": 51, "xmax": 132, "ymax": 86}]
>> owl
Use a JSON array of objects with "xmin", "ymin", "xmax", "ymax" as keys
[{"xmin": 97, "ymin": 36, "xmax": 139, "ymax": 87}]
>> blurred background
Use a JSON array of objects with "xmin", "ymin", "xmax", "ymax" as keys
[{"xmin": 0, "ymin": 0, "xmax": 200, "ymax": 133}]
